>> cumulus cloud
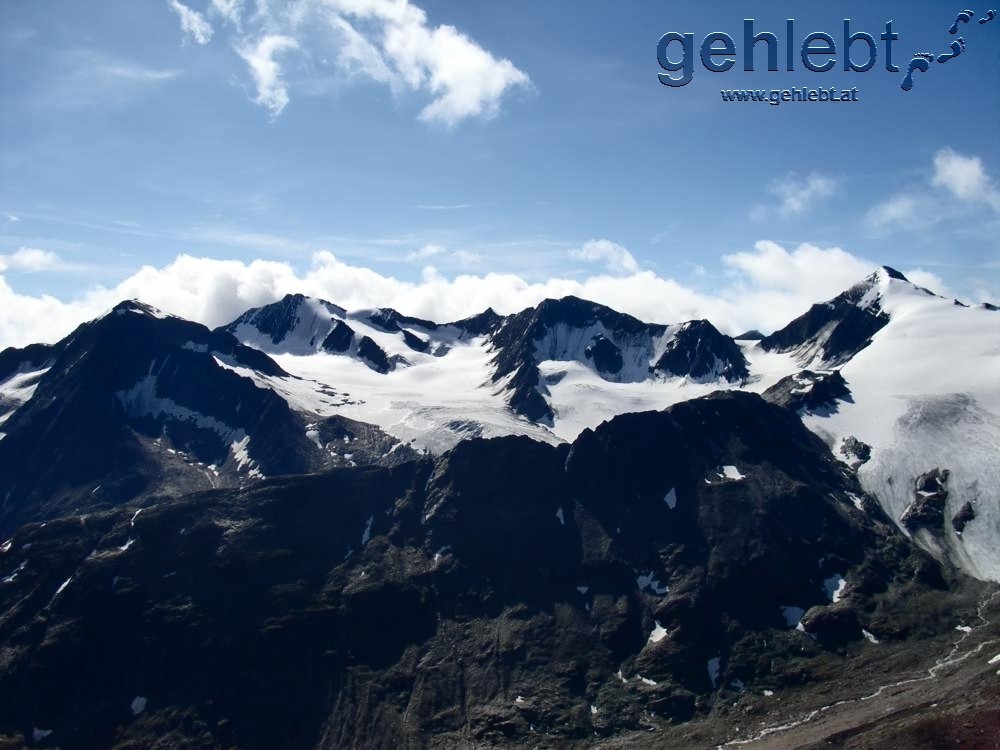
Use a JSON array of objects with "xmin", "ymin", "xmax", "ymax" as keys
[
  {"xmin": 570, "ymin": 239, "xmax": 640, "ymax": 275},
  {"xmin": 752, "ymin": 173, "xmax": 837, "ymax": 220},
  {"xmin": 168, "ymin": 0, "xmax": 530, "ymax": 125},
  {"xmin": 866, "ymin": 148, "xmax": 1000, "ymax": 234},
  {"xmin": 0, "ymin": 248, "xmax": 66, "ymax": 273},
  {"xmin": 167, "ymin": 0, "xmax": 214, "ymax": 45},
  {"xmin": 932, "ymin": 148, "xmax": 1000, "ymax": 211},
  {"xmin": 235, "ymin": 34, "xmax": 299, "ymax": 117},
  {"xmin": 0, "ymin": 241, "xmax": 952, "ymax": 350}
]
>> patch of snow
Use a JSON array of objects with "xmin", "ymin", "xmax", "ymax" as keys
[
  {"xmin": 576, "ymin": 585, "xmax": 589, "ymax": 595},
  {"xmin": 515, "ymin": 695, "xmax": 525, "ymax": 705},
  {"xmin": 130, "ymin": 696, "xmax": 147, "ymax": 715},
  {"xmin": 862, "ymin": 629, "xmax": 880, "ymax": 644},
  {"xmin": 955, "ymin": 625, "xmax": 973, "ymax": 634},
  {"xmin": 361, "ymin": 515, "xmax": 374, "ymax": 546},
  {"xmin": 988, "ymin": 653, "xmax": 1000, "ymax": 665},
  {"xmin": 556, "ymin": 507, "xmax": 565, "ymax": 526},
  {"xmin": 433, "ymin": 545, "xmax": 451, "ymax": 563},
  {"xmin": 718, "ymin": 465, "xmax": 746, "ymax": 481},
  {"xmin": 708, "ymin": 657, "xmax": 721, "ymax": 688},
  {"xmin": 130, "ymin": 508, "xmax": 143, "ymax": 527},
  {"xmin": 636, "ymin": 571, "xmax": 669, "ymax": 595},
  {"xmin": 648, "ymin": 621, "xmax": 668, "ymax": 644},
  {"xmin": 763, "ymin": 689, "xmax": 775, "ymax": 697},
  {"xmin": 823, "ymin": 574, "xmax": 847, "ymax": 603},
  {"xmin": 664, "ymin": 487, "xmax": 677, "ymax": 509},
  {"xmin": 118, "ymin": 538, "xmax": 136, "ymax": 552},
  {"xmin": 590, "ymin": 704, "xmax": 598, "ymax": 715},
  {"xmin": 55, "ymin": 576, "xmax": 73, "ymax": 596},
  {"xmin": 639, "ymin": 675, "xmax": 658, "ymax": 686},
  {"xmin": 32, "ymin": 729, "xmax": 53, "ymax": 741},
  {"xmin": 0, "ymin": 538, "xmax": 11, "ymax": 553},
  {"xmin": 780, "ymin": 606, "xmax": 806, "ymax": 628}
]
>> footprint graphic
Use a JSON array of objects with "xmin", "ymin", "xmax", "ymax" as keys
[
  {"xmin": 979, "ymin": 9, "xmax": 998, "ymax": 22},
  {"xmin": 938, "ymin": 37, "xmax": 967, "ymax": 62},
  {"xmin": 902, "ymin": 53, "xmax": 935, "ymax": 91},
  {"xmin": 949, "ymin": 9, "xmax": 976, "ymax": 33}
]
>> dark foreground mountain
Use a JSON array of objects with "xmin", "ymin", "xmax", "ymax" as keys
[{"xmin": 0, "ymin": 392, "xmax": 993, "ymax": 749}]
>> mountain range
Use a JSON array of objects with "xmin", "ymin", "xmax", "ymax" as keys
[{"xmin": 0, "ymin": 266, "xmax": 998, "ymax": 748}]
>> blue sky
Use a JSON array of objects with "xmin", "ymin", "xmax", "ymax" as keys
[{"xmin": 1, "ymin": 0, "xmax": 998, "ymax": 346}]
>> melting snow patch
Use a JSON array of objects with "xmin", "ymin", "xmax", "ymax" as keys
[
  {"xmin": 664, "ymin": 488, "xmax": 677, "ymax": 509},
  {"xmin": 823, "ymin": 574, "xmax": 847, "ymax": 603},
  {"xmin": 863, "ymin": 629, "xmax": 880, "ymax": 644},
  {"xmin": 639, "ymin": 676, "xmax": 658, "ymax": 686},
  {"xmin": 987, "ymin": 654, "xmax": 1000, "ymax": 665},
  {"xmin": 956, "ymin": 625, "xmax": 973, "ymax": 633},
  {"xmin": 763, "ymin": 689, "xmax": 775, "ymax": 697},
  {"xmin": 707, "ymin": 657, "xmax": 721, "ymax": 688},
  {"xmin": 433, "ymin": 545, "xmax": 452, "ymax": 563},
  {"xmin": 33, "ymin": 729, "xmax": 53, "ymax": 741},
  {"xmin": 361, "ymin": 515, "xmax": 374, "ymax": 546},
  {"xmin": 515, "ymin": 695, "xmax": 525, "ymax": 705},
  {"xmin": 616, "ymin": 669, "xmax": 627, "ymax": 684},
  {"xmin": 0, "ymin": 538, "xmax": 10, "ymax": 553},
  {"xmin": 1, "ymin": 560, "xmax": 27, "ymax": 585},
  {"xmin": 130, "ymin": 696, "xmax": 147, "ymax": 715},
  {"xmin": 590, "ymin": 704, "xmax": 598, "ymax": 715},
  {"xmin": 636, "ymin": 571, "xmax": 669, "ymax": 595},
  {"xmin": 118, "ymin": 539, "xmax": 135, "ymax": 552},
  {"xmin": 731, "ymin": 679, "xmax": 745, "ymax": 691},
  {"xmin": 55, "ymin": 576, "xmax": 73, "ymax": 596},
  {"xmin": 719, "ymin": 466, "xmax": 746, "ymax": 481},
  {"xmin": 305, "ymin": 426, "xmax": 324, "ymax": 450},
  {"xmin": 556, "ymin": 507, "xmax": 565, "ymax": 525},
  {"xmin": 576, "ymin": 585, "xmax": 589, "ymax": 595},
  {"xmin": 780, "ymin": 606, "xmax": 806, "ymax": 628},
  {"xmin": 847, "ymin": 493, "xmax": 865, "ymax": 512},
  {"xmin": 648, "ymin": 621, "xmax": 668, "ymax": 644}
]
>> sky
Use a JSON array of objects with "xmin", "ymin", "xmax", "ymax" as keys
[{"xmin": 1, "ymin": 0, "xmax": 999, "ymax": 347}]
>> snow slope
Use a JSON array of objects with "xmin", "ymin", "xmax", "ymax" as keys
[{"xmin": 801, "ymin": 271, "xmax": 1000, "ymax": 580}]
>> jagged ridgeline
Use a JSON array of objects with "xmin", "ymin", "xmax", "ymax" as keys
[{"xmin": 0, "ymin": 267, "xmax": 998, "ymax": 747}]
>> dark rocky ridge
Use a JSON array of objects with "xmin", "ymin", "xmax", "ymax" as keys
[
  {"xmin": 0, "ymin": 303, "xmax": 410, "ymax": 537},
  {"xmin": 0, "ymin": 392, "xmax": 969, "ymax": 749},
  {"xmin": 760, "ymin": 267, "xmax": 917, "ymax": 366},
  {"xmin": 489, "ymin": 297, "xmax": 749, "ymax": 423}
]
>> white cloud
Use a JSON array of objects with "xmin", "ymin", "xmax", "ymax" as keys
[
  {"xmin": 0, "ymin": 248, "xmax": 65, "ymax": 273},
  {"xmin": 405, "ymin": 244, "xmax": 445, "ymax": 261},
  {"xmin": 169, "ymin": 0, "xmax": 530, "ymax": 125},
  {"xmin": 1, "ymin": 241, "xmax": 953, "ymax": 350},
  {"xmin": 235, "ymin": 34, "xmax": 300, "ymax": 117},
  {"xmin": 402, "ymin": 244, "xmax": 483, "ymax": 266},
  {"xmin": 210, "ymin": 0, "xmax": 244, "ymax": 26},
  {"xmin": 167, "ymin": 0, "xmax": 214, "ymax": 45},
  {"xmin": 753, "ymin": 173, "xmax": 837, "ymax": 220},
  {"xmin": 932, "ymin": 148, "xmax": 1000, "ymax": 211},
  {"xmin": 865, "ymin": 194, "xmax": 923, "ymax": 232},
  {"xmin": 570, "ymin": 239, "xmax": 640, "ymax": 275}
]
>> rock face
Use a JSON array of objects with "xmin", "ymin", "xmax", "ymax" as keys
[
  {"xmin": 759, "ymin": 267, "xmax": 918, "ymax": 367},
  {"xmin": 901, "ymin": 469, "xmax": 951, "ymax": 532},
  {"xmin": 0, "ymin": 392, "xmax": 956, "ymax": 749},
  {"xmin": 488, "ymin": 297, "xmax": 748, "ymax": 422},
  {"xmin": 763, "ymin": 370, "xmax": 851, "ymax": 414},
  {"xmin": 0, "ymin": 302, "xmax": 410, "ymax": 537}
]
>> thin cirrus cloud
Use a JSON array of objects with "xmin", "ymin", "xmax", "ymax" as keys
[
  {"xmin": 751, "ymin": 173, "xmax": 838, "ymax": 221},
  {"xmin": 164, "ymin": 0, "xmax": 531, "ymax": 124},
  {"xmin": 167, "ymin": 0, "xmax": 214, "ymax": 45},
  {"xmin": 0, "ymin": 240, "xmax": 963, "ymax": 350},
  {"xmin": 866, "ymin": 148, "xmax": 1000, "ymax": 233}
]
